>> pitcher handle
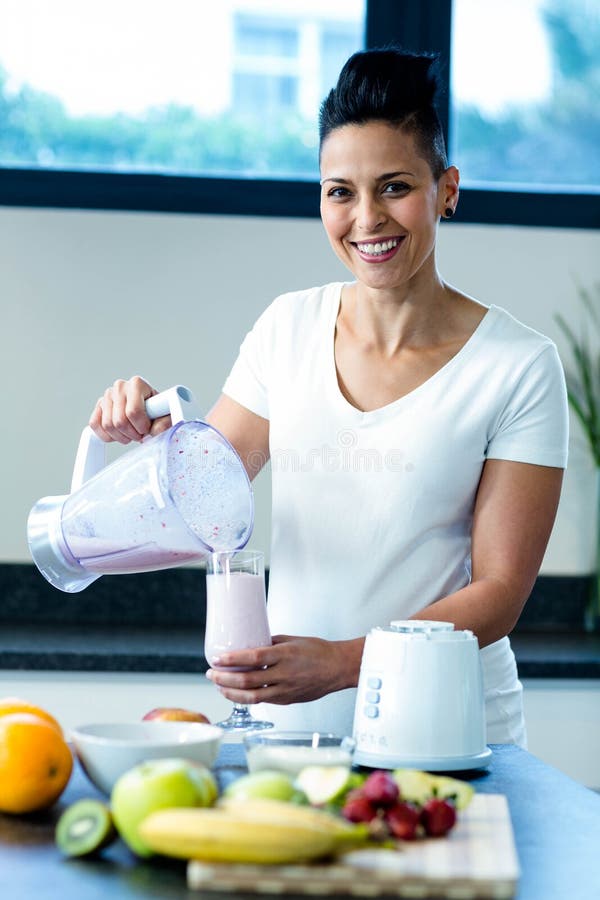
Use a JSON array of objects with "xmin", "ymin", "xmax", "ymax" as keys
[
  {"xmin": 70, "ymin": 385, "xmax": 199, "ymax": 492},
  {"xmin": 145, "ymin": 385, "xmax": 197, "ymax": 425}
]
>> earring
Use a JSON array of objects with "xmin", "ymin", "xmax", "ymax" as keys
[{"xmin": 444, "ymin": 207, "xmax": 454, "ymax": 219}]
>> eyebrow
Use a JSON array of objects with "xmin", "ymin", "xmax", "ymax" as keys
[{"xmin": 320, "ymin": 171, "xmax": 415, "ymax": 186}]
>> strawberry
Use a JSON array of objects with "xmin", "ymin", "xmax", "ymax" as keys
[
  {"xmin": 341, "ymin": 790, "xmax": 378, "ymax": 823},
  {"xmin": 384, "ymin": 801, "xmax": 421, "ymax": 840},
  {"xmin": 420, "ymin": 798, "xmax": 457, "ymax": 837},
  {"xmin": 362, "ymin": 770, "xmax": 399, "ymax": 807}
]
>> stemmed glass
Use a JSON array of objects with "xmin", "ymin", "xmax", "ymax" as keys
[{"xmin": 205, "ymin": 550, "xmax": 273, "ymax": 732}]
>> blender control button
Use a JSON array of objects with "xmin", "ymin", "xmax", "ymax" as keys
[
  {"xmin": 365, "ymin": 690, "xmax": 380, "ymax": 704},
  {"xmin": 367, "ymin": 677, "xmax": 382, "ymax": 690},
  {"xmin": 364, "ymin": 706, "xmax": 379, "ymax": 719}
]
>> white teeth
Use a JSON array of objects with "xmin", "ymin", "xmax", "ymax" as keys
[{"xmin": 356, "ymin": 238, "xmax": 399, "ymax": 256}]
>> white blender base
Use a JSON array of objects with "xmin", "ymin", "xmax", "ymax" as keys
[{"xmin": 353, "ymin": 746, "xmax": 493, "ymax": 771}]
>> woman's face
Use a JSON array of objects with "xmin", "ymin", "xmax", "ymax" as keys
[{"xmin": 319, "ymin": 121, "xmax": 458, "ymax": 292}]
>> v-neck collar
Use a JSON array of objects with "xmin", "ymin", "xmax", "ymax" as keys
[{"xmin": 326, "ymin": 282, "xmax": 498, "ymax": 421}]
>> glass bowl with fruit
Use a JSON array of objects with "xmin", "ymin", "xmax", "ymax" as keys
[{"xmin": 244, "ymin": 730, "xmax": 355, "ymax": 777}]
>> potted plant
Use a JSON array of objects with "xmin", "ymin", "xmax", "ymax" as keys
[{"xmin": 555, "ymin": 281, "xmax": 600, "ymax": 631}]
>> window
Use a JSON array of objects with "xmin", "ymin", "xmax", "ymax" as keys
[
  {"xmin": 365, "ymin": 0, "xmax": 597, "ymax": 227},
  {"xmin": 233, "ymin": 72, "xmax": 298, "ymax": 116},
  {"xmin": 0, "ymin": 0, "xmax": 364, "ymax": 183},
  {"xmin": 320, "ymin": 23, "xmax": 363, "ymax": 98},
  {"xmin": 233, "ymin": 14, "xmax": 300, "ymax": 127},
  {"xmin": 0, "ymin": 0, "xmax": 597, "ymax": 226},
  {"xmin": 450, "ymin": 0, "xmax": 599, "ymax": 193},
  {"xmin": 235, "ymin": 16, "xmax": 299, "ymax": 57}
]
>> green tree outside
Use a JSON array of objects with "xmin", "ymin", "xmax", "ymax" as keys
[{"xmin": 451, "ymin": 0, "xmax": 599, "ymax": 188}]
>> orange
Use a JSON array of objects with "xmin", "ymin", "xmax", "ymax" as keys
[
  {"xmin": 0, "ymin": 697, "xmax": 63, "ymax": 735},
  {"xmin": 0, "ymin": 712, "xmax": 73, "ymax": 814}
]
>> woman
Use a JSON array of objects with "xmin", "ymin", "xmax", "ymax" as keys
[{"xmin": 91, "ymin": 49, "xmax": 568, "ymax": 746}]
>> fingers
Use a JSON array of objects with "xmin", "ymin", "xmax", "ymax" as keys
[
  {"xmin": 124, "ymin": 376, "xmax": 156, "ymax": 437},
  {"xmin": 89, "ymin": 376, "xmax": 157, "ymax": 444},
  {"xmin": 207, "ymin": 666, "xmax": 271, "ymax": 690},
  {"xmin": 88, "ymin": 399, "xmax": 114, "ymax": 443},
  {"xmin": 213, "ymin": 644, "xmax": 278, "ymax": 667},
  {"xmin": 206, "ymin": 664, "xmax": 285, "ymax": 707},
  {"xmin": 148, "ymin": 416, "xmax": 173, "ymax": 437},
  {"xmin": 206, "ymin": 645, "xmax": 276, "ymax": 689},
  {"xmin": 206, "ymin": 636, "xmax": 340, "ymax": 707},
  {"xmin": 212, "ymin": 683, "xmax": 283, "ymax": 706}
]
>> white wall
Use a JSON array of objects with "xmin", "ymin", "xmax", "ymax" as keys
[{"xmin": 2, "ymin": 206, "xmax": 599, "ymax": 570}]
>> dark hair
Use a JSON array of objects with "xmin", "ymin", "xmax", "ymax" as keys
[{"xmin": 319, "ymin": 47, "xmax": 448, "ymax": 179}]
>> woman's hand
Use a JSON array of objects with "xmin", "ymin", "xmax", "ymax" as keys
[
  {"xmin": 89, "ymin": 376, "xmax": 170, "ymax": 444},
  {"xmin": 206, "ymin": 634, "xmax": 365, "ymax": 706},
  {"xmin": 89, "ymin": 385, "xmax": 270, "ymax": 481}
]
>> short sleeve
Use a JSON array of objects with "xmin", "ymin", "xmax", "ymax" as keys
[
  {"xmin": 221, "ymin": 299, "xmax": 279, "ymax": 420},
  {"xmin": 486, "ymin": 343, "xmax": 569, "ymax": 468}
]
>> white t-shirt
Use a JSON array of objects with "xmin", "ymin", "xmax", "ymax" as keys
[{"xmin": 223, "ymin": 282, "xmax": 569, "ymax": 746}]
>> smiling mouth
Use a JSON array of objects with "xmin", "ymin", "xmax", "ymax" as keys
[{"xmin": 352, "ymin": 237, "xmax": 404, "ymax": 259}]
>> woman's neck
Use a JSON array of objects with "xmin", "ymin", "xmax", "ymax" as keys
[{"xmin": 341, "ymin": 275, "xmax": 455, "ymax": 356}]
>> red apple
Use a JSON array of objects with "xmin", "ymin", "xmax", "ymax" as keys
[{"xmin": 142, "ymin": 707, "xmax": 210, "ymax": 724}]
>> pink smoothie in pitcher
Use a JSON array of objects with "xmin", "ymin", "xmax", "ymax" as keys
[{"xmin": 204, "ymin": 571, "xmax": 271, "ymax": 668}]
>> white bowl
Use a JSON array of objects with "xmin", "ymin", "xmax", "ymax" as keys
[{"xmin": 70, "ymin": 721, "xmax": 223, "ymax": 796}]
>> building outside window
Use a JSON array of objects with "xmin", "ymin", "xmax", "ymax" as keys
[{"xmin": 0, "ymin": 0, "xmax": 365, "ymax": 180}]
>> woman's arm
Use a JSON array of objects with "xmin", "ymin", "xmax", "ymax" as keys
[
  {"xmin": 208, "ymin": 458, "xmax": 564, "ymax": 705},
  {"xmin": 205, "ymin": 394, "xmax": 270, "ymax": 480},
  {"xmin": 412, "ymin": 458, "xmax": 564, "ymax": 647}
]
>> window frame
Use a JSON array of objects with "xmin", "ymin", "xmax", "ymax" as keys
[{"xmin": 0, "ymin": 0, "xmax": 597, "ymax": 228}]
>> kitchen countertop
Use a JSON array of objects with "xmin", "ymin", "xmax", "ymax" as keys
[
  {"xmin": 1, "ymin": 743, "xmax": 600, "ymax": 900},
  {"xmin": 0, "ymin": 622, "xmax": 599, "ymax": 678}
]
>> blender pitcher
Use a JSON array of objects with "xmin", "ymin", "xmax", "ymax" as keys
[{"xmin": 27, "ymin": 386, "xmax": 254, "ymax": 592}]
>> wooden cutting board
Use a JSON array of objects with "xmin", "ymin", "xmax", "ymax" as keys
[{"xmin": 187, "ymin": 794, "xmax": 519, "ymax": 899}]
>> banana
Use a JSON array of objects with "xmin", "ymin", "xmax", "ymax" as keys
[
  {"xmin": 138, "ymin": 800, "xmax": 368, "ymax": 864},
  {"xmin": 218, "ymin": 798, "xmax": 356, "ymax": 831},
  {"xmin": 218, "ymin": 798, "xmax": 368, "ymax": 851}
]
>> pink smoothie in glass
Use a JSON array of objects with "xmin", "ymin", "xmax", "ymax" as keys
[{"xmin": 204, "ymin": 571, "xmax": 271, "ymax": 669}]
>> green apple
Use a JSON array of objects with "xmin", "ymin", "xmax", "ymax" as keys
[
  {"xmin": 392, "ymin": 768, "xmax": 435, "ymax": 806},
  {"xmin": 223, "ymin": 770, "xmax": 305, "ymax": 804},
  {"xmin": 111, "ymin": 758, "xmax": 217, "ymax": 856},
  {"xmin": 392, "ymin": 768, "xmax": 474, "ymax": 810},
  {"xmin": 427, "ymin": 774, "xmax": 475, "ymax": 810},
  {"xmin": 294, "ymin": 765, "xmax": 355, "ymax": 806}
]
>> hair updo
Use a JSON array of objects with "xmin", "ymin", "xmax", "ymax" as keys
[{"xmin": 319, "ymin": 47, "xmax": 448, "ymax": 179}]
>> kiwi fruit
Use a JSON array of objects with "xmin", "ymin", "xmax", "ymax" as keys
[{"xmin": 55, "ymin": 798, "xmax": 117, "ymax": 857}]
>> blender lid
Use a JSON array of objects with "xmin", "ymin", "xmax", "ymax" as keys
[{"xmin": 389, "ymin": 620, "xmax": 455, "ymax": 632}]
